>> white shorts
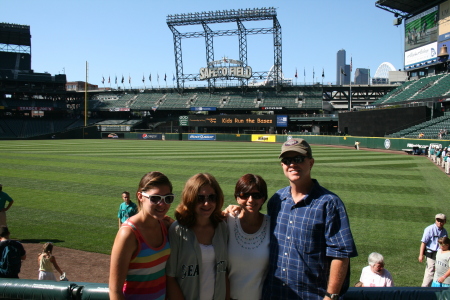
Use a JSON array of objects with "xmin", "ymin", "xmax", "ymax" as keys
[{"xmin": 38, "ymin": 271, "xmax": 56, "ymax": 281}]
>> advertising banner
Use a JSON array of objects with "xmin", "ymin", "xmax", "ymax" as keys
[
  {"xmin": 138, "ymin": 133, "xmax": 163, "ymax": 140},
  {"xmin": 17, "ymin": 107, "xmax": 54, "ymax": 111},
  {"xmin": 405, "ymin": 6, "xmax": 439, "ymax": 51},
  {"xmin": 251, "ymin": 135, "xmax": 276, "ymax": 142},
  {"xmin": 188, "ymin": 134, "xmax": 216, "ymax": 141},
  {"xmin": 277, "ymin": 115, "xmax": 288, "ymax": 127},
  {"xmin": 404, "ymin": 42, "xmax": 438, "ymax": 70},
  {"xmin": 102, "ymin": 132, "xmax": 124, "ymax": 139},
  {"xmin": 188, "ymin": 114, "xmax": 277, "ymax": 127},
  {"xmin": 439, "ymin": 0, "xmax": 450, "ymax": 38}
]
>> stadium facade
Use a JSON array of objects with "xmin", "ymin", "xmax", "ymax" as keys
[{"xmin": 2, "ymin": 2, "xmax": 450, "ymax": 139}]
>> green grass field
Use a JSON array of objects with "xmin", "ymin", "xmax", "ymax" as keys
[{"xmin": 1, "ymin": 139, "xmax": 449, "ymax": 286}]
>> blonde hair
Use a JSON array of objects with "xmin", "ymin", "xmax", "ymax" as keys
[{"xmin": 39, "ymin": 242, "xmax": 53, "ymax": 256}]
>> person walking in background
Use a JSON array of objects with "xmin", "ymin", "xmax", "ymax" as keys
[
  {"xmin": 419, "ymin": 213, "xmax": 448, "ymax": 287},
  {"xmin": 38, "ymin": 242, "xmax": 64, "ymax": 281},
  {"xmin": 359, "ymin": 252, "xmax": 394, "ymax": 287},
  {"xmin": 109, "ymin": 172, "xmax": 174, "ymax": 300},
  {"xmin": 0, "ymin": 184, "xmax": 14, "ymax": 227},
  {"xmin": 166, "ymin": 173, "xmax": 228, "ymax": 300},
  {"xmin": 227, "ymin": 174, "xmax": 270, "ymax": 300},
  {"xmin": 0, "ymin": 227, "xmax": 26, "ymax": 279},
  {"xmin": 117, "ymin": 191, "xmax": 138, "ymax": 228},
  {"xmin": 355, "ymin": 141, "xmax": 360, "ymax": 150},
  {"xmin": 262, "ymin": 138, "xmax": 357, "ymax": 300},
  {"xmin": 432, "ymin": 237, "xmax": 450, "ymax": 287}
]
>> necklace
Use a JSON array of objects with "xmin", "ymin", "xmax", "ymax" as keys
[{"xmin": 234, "ymin": 215, "xmax": 268, "ymax": 250}]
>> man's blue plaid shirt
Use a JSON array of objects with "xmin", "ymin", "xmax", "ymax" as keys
[{"xmin": 262, "ymin": 179, "xmax": 358, "ymax": 299}]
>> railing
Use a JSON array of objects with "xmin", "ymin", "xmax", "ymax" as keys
[{"xmin": 0, "ymin": 279, "xmax": 449, "ymax": 300}]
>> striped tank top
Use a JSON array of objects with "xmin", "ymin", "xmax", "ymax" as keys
[{"xmin": 122, "ymin": 219, "xmax": 171, "ymax": 300}]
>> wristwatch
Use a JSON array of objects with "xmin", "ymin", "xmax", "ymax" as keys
[{"xmin": 325, "ymin": 292, "xmax": 340, "ymax": 299}]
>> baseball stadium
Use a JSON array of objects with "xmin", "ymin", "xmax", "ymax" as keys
[{"xmin": 1, "ymin": 0, "xmax": 450, "ymax": 299}]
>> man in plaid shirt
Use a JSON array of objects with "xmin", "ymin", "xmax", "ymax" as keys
[{"xmin": 262, "ymin": 138, "xmax": 358, "ymax": 300}]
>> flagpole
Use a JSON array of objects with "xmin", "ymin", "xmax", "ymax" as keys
[{"xmin": 349, "ymin": 56, "xmax": 352, "ymax": 111}]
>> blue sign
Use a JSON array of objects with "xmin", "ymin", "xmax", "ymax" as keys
[
  {"xmin": 190, "ymin": 107, "xmax": 217, "ymax": 111},
  {"xmin": 277, "ymin": 115, "xmax": 288, "ymax": 127},
  {"xmin": 188, "ymin": 134, "xmax": 216, "ymax": 141}
]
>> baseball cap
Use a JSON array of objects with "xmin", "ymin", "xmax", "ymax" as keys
[
  {"xmin": 436, "ymin": 213, "xmax": 446, "ymax": 220},
  {"xmin": 279, "ymin": 138, "xmax": 312, "ymax": 158}
]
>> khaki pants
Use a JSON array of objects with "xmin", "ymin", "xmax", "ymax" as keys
[
  {"xmin": 422, "ymin": 256, "xmax": 436, "ymax": 287},
  {"xmin": 0, "ymin": 210, "xmax": 6, "ymax": 227}
]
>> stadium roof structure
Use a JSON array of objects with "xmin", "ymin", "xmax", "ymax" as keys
[{"xmin": 375, "ymin": 0, "xmax": 445, "ymax": 17}]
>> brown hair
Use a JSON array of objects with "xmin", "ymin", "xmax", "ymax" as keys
[
  {"xmin": 41, "ymin": 242, "xmax": 53, "ymax": 255},
  {"xmin": 136, "ymin": 171, "xmax": 173, "ymax": 211},
  {"xmin": 175, "ymin": 173, "xmax": 224, "ymax": 228},
  {"xmin": 234, "ymin": 174, "xmax": 268, "ymax": 205},
  {"xmin": 439, "ymin": 237, "xmax": 450, "ymax": 246}
]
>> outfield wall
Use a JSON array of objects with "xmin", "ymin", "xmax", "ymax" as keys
[{"xmin": 118, "ymin": 132, "xmax": 449, "ymax": 152}]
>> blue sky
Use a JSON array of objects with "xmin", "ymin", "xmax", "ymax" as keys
[{"xmin": 1, "ymin": 0, "xmax": 404, "ymax": 87}]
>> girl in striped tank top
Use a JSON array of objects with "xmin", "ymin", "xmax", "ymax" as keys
[{"xmin": 110, "ymin": 171, "xmax": 175, "ymax": 300}]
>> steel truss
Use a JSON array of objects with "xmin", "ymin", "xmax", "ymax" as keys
[{"xmin": 167, "ymin": 7, "xmax": 282, "ymax": 91}]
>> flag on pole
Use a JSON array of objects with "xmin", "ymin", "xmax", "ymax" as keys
[
  {"xmin": 313, "ymin": 68, "xmax": 315, "ymax": 78},
  {"xmin": 115, "ymin": 75, "xmax": 117, "ymax": 84},
  {"xmin": 129, "ymin": 75, "xmax": 131, "ymax": 84},
  {"xmin": 149, "ymin": 74, "xmax": 152, "ymax": 82},
  {"xmin": 142, "ymin": 74, "xmax": 145, "ymax": 83},
  {"xmin": 108, "ymin": 76, "xmax": 110, "ymax": 84},
  {"xmin": 121, "ymin": 75, "xmax": 124, "ymax": 83},
  {"xmin": 173, "ymin": 74, "xmax": 175, "ymax": 81},
  {"xmin": 350, "ymin": 57, "xmax": 353, "ymax": 72},
  {"xmin": 164, "ymin": 73, "xmax": 167, "ymax": 81},
  {"xmin": 340, "ymin": 68, "xmax": 347, "ymax": 76},
  {"xmin": 102, "ymin": 76, "xmax": 105, "ymax": 84},
  {"xmin": 295, "ymin": 68, "xmax": 298, "ymax": 78},
  {"xmin": 304, "ymin": 68, "xmax": 306, "ymax": 77},
  {"xmin": 322, "ymin": 69, "xmax": 324, "ymax": 78},
  {"xmin": 157, "ymin": 73, "xmax": 160, "ymax": 82}
]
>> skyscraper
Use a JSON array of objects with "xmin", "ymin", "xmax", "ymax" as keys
[{"xmin": 336, "ymin": 49, "xmax": 350, "ymax": 85}]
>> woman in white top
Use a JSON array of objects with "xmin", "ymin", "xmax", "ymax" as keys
[
  {"xmin": 227, "ymin": 174, "xmax": 270, "ymax": 300},
  {"xmin": 359, "ymin": 252, "xmax": 394, "ymax": 287}
]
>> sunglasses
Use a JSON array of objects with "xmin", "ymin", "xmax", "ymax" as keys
[
  {"xmin": 141, "ymin": 192, "xmax": 175, "ymax": 204},
  {"xmin": 197, "ymin": 194, "xmax": 217, "ymax": 203},
  {"xmin": 281, "ymin": 155, "xmax": 308, "ymax": 165},
  {"xmin": 237, "ymin": 192, "xmax": 264, "ymax": 200},
  {"xmin": 437, "ymin": 218, "xmax": 446, "ymax": 223}
]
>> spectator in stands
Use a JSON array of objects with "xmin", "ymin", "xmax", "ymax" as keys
[
  {"xmin": 166, "ymin": 173, "xmax": 228, "ymax": 300},
  {"xmin": 432, "ymin": 237, "xmax": 450, "ymax": 287},
  {"xmin": 359, "ymin": 252, "xmax": 394, "ymax": 287},
  {"xmin": 262, "ymin": 138, "xmax": 357, "ymax": 299},
  {"xmin": 0, "ymin": 184, "xmax": 14, "ymax": 227},
  {"xmin": 419, "ymin": 213, "xmax": 448, "ymax": 287},
  {"xmin": 38, "ymin": 242, "xmax": 64, "ymax": 281},
  {"xmin": 227, "ymin": 174, "xmax": 270, "ymax": 300},
  {"xmin": 0, "ymin": 227, "xmax": 26, "ymax": 278},
  {"xmin": 109, "ymin": 172, "xmax": 173, "ymax": 300},
  {"xmin": 117, "ymin": 191, "xmax": 138, "ymax": 229},
  {"xmin": 419, "ymin": 132, "xmax": 424, "ymax": 139}
]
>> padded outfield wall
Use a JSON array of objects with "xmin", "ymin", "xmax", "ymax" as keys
[{"xmin": 116, "ymin": 132, "xmax": 449, "ymax": 152}]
